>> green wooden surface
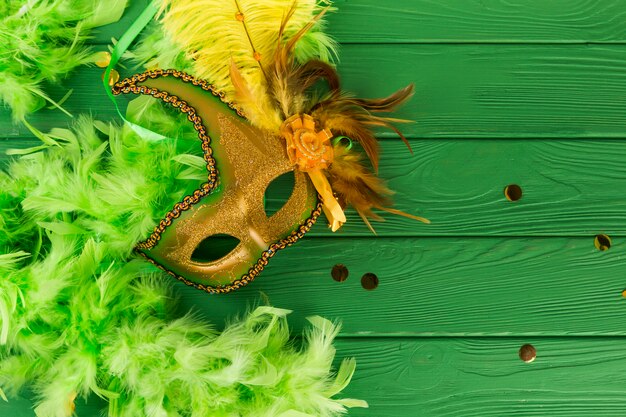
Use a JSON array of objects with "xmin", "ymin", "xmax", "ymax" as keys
[
  {"xmin": 3, "ymin": 0, "xmax": 626, "ymax": 416},
  {"xmin": 7, "ymin": 338, "xmax": 626, "ymax": 416},
  {"xmin": 340, "ymin": 338, "xmax": 626, "ymax": 416},
  {"xmin": 173, "ymin": 236, "xmax": 626, "ymax": 336},
  {"xmin": 96, "ymin": 0, "xmax": 626, "ymax": 44},
  {"xmin": 8, "ymin": 45, "xmax": 626, "ymax": 139},
  {"xmin": 327, "ymin": 0, "xmax": 626, "ymax": 44}
]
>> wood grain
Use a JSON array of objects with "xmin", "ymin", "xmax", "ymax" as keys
[
  {"xmin": 304, "ymin": 139, "xmax": 626, "ymax": 237},
  {"xmin": 6, "ymin": 45, "xmax": 626, "ymax": 139},
  {"xmin": 338, "ymin": 44, "xmax": 626, "ymax": 138},
  {"xmin": 94, "ymin": 0, "xmax": 626, "ymax": 45},
  {"xmin": 171, "ymin": 236, "xmax": 626, "ymax": 336},
  {"xmin": 328, "ymin": 0, "xmax": 626, "ymax": 44},
  {"xmin": 4, "ymin": 138, "xmax": 625, "ymax": 237},
  {"xmin": 338, "ymin": 338, "xmax": 626, "ymax": 416},
  {"xmin": 6, "ymin": 338, "xmax": 626, "ymax": 417}
]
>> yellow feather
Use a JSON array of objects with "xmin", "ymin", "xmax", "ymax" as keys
[
  {"xmin": 158, "ymin": 0, "xmax": 336, "ymax": 131},
  {"xmin": 229, "ymin": 59, "xmax": 283, "ymax": 130}
]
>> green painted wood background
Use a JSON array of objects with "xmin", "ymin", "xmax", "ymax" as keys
[{"xmin": 3, "ymin": 0, "xmax": 626, "ymax": 415}]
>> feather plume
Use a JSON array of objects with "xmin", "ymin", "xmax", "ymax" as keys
[
  {"xmin": 0, "ymin": 106, "xmax": 364, "ymax": 415},
  {"xmin": 258, "ymin": 9, "xmax": 423, "ymax": 229},
  {"xmin": 0, "ymin": 0, "xmax": 128, "ymax": 121},
  {"xmin": 158, "ymin": 0, "xmax": 337, "ymax": 130},
  {"xmin": 230, "ymin": 59, "xmax": 283, "ymax": 130},
  {"xmin": 328, "ymin": 145, "xmax": 429, "ymax": 233},
  {"xmin": 263, "ymin": 11, "xmax": 413, "ymax": 170},
  {"xmin": 328, "ymin": 145, "xmax": 391, "ymax": 228},
  {"xmin": 267, "ymin": 4, "xmax": 337, "ymax": 119},
  {"xmin": 311, "ymin": 85, "xmax": 415, "ymax": 171}
]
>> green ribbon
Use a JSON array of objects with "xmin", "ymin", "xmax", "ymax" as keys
[
  {"xmin": 332, "ymin": 135, "xmax": 353, "ymax": 150},
  {"xmin": 103, "ymin": 2, "xmax": 169, "ymax": 141}
]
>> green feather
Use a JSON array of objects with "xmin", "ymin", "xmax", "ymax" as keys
[
  {"xmin": 0, "ymin": 98, "xmax": 364, "ymax": 415},
  {"xmin": 0, "ymin": 0, "xmax": 128, "ymax": 121},
  {"xmin": 0, "ymin": 1, "xmax": 363, "ymax": 413}
]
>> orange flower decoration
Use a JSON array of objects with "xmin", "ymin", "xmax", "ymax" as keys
[
  {"xmin": 280, "ymin": 114, "xmax": 346, "ymax": 231},
  {"xmin": 281, "ymin": 114, "xmax": 333, "ymax": 171}
]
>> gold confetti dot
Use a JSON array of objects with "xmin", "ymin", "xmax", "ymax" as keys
[
  {"xmin": 594, "ymin": 234, "xmax": 611, "ymax": 251},
  {"xmin": 102, "ymin": 69, "xmax": 120, "ymax": 87},
  {"xmin": 93, "ymin": 51, "xmax": 111, "ymax": 68}
]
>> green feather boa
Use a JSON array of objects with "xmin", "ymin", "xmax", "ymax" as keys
[
  {"xmin": 0, "ymin": 1, "xmax": 364, "ymax": 415},
  {"xmin": 0, "ymin": 100, "xmax": 365, "ymax": 416},
  {"xmin": 0, "ymin": 0, "xmax": 127, "ymax": 121}
]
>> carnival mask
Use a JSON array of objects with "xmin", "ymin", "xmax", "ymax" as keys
[
  {"xmin": 107, "ymin": 2, "xmax": 428, "ymax": 293},
  {"xmin": 113, "ymin": 70, "xmax": 320, "ymax": 293}
]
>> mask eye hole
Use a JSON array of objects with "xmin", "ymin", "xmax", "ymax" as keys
[
  {"xmin": 264, "ymin": 171, "xmax": 295, "ymax": 217},
  {"xmin": 191, "ymin": 234, "xmax": 241, "ymax": 263}
]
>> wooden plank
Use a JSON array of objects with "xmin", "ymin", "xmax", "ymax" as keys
[
  {"xmin": 5, "ymin": 337, "xmax": 626, "ymax": 416},
  {"xmin": 327, "ymin": 0, "xmax": 626, "ymax": 44},
  {"xmin": 307, "ymin": 139, "xmax": 626, "ymax": 237},
  {"xmin": 3, "ymin": 138, "xmax": 626, "ymax": 237},
  {"xmin": 339, "ymin": 337, "xmax": 626, "ymax": 416},
  {"xmin": 0, "ymin": 395, "xmax": 53, "ymax": 417},
  {"xmin": 175, "ymin": 236, "xmax": 626, "ymax": 336},
  {"xmin": 5, "ymin": 45, "xmax": 626, "ymax": 139},
  {"xmin": 92, "ymin": 0, "xmax": 626, "ymax": 45},
  {"xmin": 338, "ymin": 44, "xmax": 626, "ymax": 138}
]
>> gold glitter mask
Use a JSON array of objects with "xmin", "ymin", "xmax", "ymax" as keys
[{"xmin": 113, "ymin": 70, "xmax": 320, "ymax": 293}]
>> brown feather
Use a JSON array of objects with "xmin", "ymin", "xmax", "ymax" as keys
[
  {"xmin": 322, "ymin": 111, "xmax": 381, "ymax": 170},
  {"xmin": 327, "ymin": 145, "xmax": 391, "ymax": 229},
  {"xmin": 349, "ymin": 84, "xmax": 414, "ymax": 112},
  {"xmin": 309, "ymin": 82, "xmax": 415, "ymax": 170},
  {"xmin": 266, "ymin": 3, "xmax": 333, "ymax": 118},
  {"xmin": 328, "ymin": 144, "xmax": 428, "ymax": 233},
  {"xmin": 293, "ymin": 59, "xmax": 340, "ymax": 94},
  {"xmin": 254, "ymin": 6, "xmax": 424, "ymax": 231},
  {"xmin": 363, "ymin": 117, "xmax": 413, "ymax": 154}
]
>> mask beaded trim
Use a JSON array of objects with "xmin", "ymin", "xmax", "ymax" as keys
[
  {"xmin": 139, "ymin": 203, "xmax": 322, "ymax": 294},
  {"xmin": 112, "ymin": 69, "xmax": 238, "ymax": 250}
]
